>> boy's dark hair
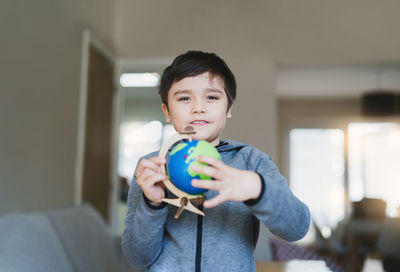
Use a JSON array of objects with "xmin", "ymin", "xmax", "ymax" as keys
[{"xmin": 159, "ymin": 51, "xmax": 236, "ymax": 111}]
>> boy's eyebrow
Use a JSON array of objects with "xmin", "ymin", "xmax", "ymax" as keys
[
  {"xmin": 207, "ymin": 88, "xmax": 224, "ymax": 94},
  {"xmin": 172, "ymin": 90, "xmax": 192, "ymax": 96},
  {"xmin": 172, "ymin": 88, "xmax": 224, "ymax": 96},
  {"xmin": 172, "ymin": 89, "xmax": 192, "ymax": 96}
]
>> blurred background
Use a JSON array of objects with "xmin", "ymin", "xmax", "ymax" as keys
[{"xmin": 1, "ymin": 1, "xmax": 400, "ymax": 271}]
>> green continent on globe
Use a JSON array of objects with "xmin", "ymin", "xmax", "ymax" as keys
[
  {"xmin": 187, "ymin": 141, "xmax": 221, "ymax": 179},
  {"xmin": 170, "ymin": 143, "xmax": 187, "ymax": 155}
]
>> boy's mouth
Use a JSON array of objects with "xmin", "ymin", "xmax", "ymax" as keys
[{"xmin": 190, "ymin": 120, "xmax": 209, "ymax": 125}]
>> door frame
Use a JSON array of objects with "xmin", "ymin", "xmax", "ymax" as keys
[{"xmin": 76, "ymin": 29, "xmax": 120, "ymax": 232}]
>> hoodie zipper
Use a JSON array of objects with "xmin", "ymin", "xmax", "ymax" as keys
[
  {"xmin": 194, "ymin": 140, "xmax": 228, "ymax": 271},
  {"xmin": 195, "ymin": 204, "xmax": 203, "ymax": 272}
]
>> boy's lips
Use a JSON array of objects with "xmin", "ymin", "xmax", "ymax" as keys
[{"xmin": 190, "ymin": 120, "xmax": 209, "ymax": 126}]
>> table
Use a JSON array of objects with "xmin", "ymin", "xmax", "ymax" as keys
[
  {"xmin": 256, "ymin": 262, "xmax": 285, "ymax": 272},
  {"xmin": 256, "ymin": 260, "xmax": 331, "ymax": 271}
]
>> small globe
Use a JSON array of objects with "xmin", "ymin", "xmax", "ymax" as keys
[{"xmin": 167, "ymin": 140, "xmax": 221, "ymax": 195}]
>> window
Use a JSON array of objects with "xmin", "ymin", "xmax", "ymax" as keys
[
  {"xmin": 290, "ymin": 129, "xmax": 345, "ymax": 236},
  {"xmin": 289, "ymin": 122, "xmax": 400, "ymax": 238},
  {"xmin": 116, "ymin": 120, "xmax": 176, "ymax": 235},
  {"xmin": 118, "ymin": 121, "xmax": 176, "ymax": 184},
  {"xmin": 348, "ymin": 122, "xmax": 400, "ymax": 217}
]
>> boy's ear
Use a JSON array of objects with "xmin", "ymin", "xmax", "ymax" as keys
[
  {"xmin": 226, "ymin": 105, "xmax": 233, "ymax": 119},
  {"xmin": 161, "ymin": 103, "xmax": 171, "ymax": 122}
]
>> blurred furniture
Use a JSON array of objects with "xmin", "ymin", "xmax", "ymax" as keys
[
  {"xmin": 119, "ymin": 175, "xmax": 129, "ymax": 202},
  {"xmin": 345, "ymin": 198, "xmax": 387, "ymax": 272},
  {"xmin": 377, "ymin": 217, "xmax": 400, "ymax": 272},
  {"xmin": 270, "ymin": 237, "xmax": 345, "ymax": 272},
  {"xmin": 308, "ymin": 221, "xmax": 347, "ymax": 269},
  {"xmin": 345, "ymin": 218, "xmax": 384, "ymax": 272},
  {"xmin": 0, "ymin": 204, "xmax": 139, "ymax": 272},
  {"xmin": 351, "ymin": 198, "xmax": 387, "ymax": 220}
]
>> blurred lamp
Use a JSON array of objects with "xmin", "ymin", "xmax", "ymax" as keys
[
  {"xmin": 120, "ymin": 73, "xmax": 160, "ymax": 87},
  {"xmin": 361, "ymin": 90, "xmax": 400, "ymax": 116}
]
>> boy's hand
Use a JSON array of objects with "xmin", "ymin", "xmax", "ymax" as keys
[
  {"xmin": 135, "ymin": 157, "xmax": 168, "ymax": 205},
  {"xmin": 190, "ymin": 156, "xmax": 262, "ymax": 208}
]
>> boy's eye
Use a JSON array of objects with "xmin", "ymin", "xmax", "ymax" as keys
[
  {"xmin": 207, "ymin": 96, "xmax": 219, "ymax": 100},
  {"xmin": 178, "ymin": 96, "xmax": 190, "ymax": 101}
]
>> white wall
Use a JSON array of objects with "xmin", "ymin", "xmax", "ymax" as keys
[
  {"xmin": 124, "ymin": 97, "xmax": 164, "ymax": 122},
  {"xmin": 0, "ymin": 0, "xmax": 115, "ymax": 214}
]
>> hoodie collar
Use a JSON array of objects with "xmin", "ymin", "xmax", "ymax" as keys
[{"xmin": 216, "ymin": 139, "xmax": 248, "ymax": 152}]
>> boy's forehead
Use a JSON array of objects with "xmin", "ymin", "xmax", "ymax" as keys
[{"xmin": 171, "ymin": 73, "xmax": 225, "ymax": 91}]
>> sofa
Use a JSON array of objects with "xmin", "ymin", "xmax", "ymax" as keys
[{"xmin": 0, "ymin": 204, "xmax": 140, "ymax": 272}]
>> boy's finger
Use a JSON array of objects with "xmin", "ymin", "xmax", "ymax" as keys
[
  {"xmin": 151, "ymin": 156, "xmax": 166, "ymax": 165},
  {"xmin": 190, "ymin": 164, "xmax": 222, "ymax": 180},
  {"xmin": 140, "ymin": 172, "xmax": 167, "ymax": 190},
  {"xmin": 134, "ymin": 160, "xmax": 145, "ymax": 177},
  {"xmin": 196, "ymin": 156, "xmax": 225, "ymax": 170},
  {"xmin": 137, "ymin": 158, "xmax": 165, "ymax": 176},
  {"xmin": 136, "ymin": 159, "xmax": 156, "ymax": 177},
  {"xmin": 146, "ymin": 157, "xmax": 166, "ymax": 170},
  {"xmin": 203, "ymin": 194, "xmax": 226, "ymax": 209},
  {"xmin": 147, "ymin": 173, "xmax": 168, "ymax": 186},
  {"xmin": 191, "ymin": 179, "xmax": 220, "ymax": 190},
  {"xmin": 136, "ymin": 168, "xmax": 155, "ymax": 185}
]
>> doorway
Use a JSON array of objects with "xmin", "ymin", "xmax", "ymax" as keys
[
  {"xmin": 114, "ymin": 59, "xmax": 172, "ymax": 235},
  {"xmin": 76, "ymin": 30, "xmax": 116, "ymax": 223}
]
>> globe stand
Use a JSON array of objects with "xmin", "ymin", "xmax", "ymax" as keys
[{"xmin": 158, "ymin": 126, "xmax": 205, "ymax": 219}]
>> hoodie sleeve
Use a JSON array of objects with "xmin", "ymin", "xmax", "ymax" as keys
[
  {"xmin": 121, "ymin": 156, "xmax": 169, "ymax": 269},
  {"xmin": 246, "ymin": 152, "xmax": 310, "ymax": 242}
]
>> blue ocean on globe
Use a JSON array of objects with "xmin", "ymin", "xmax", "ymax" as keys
[{"xmin": 167, "ymin": 140, "xmax": 221, "ymax": 195}]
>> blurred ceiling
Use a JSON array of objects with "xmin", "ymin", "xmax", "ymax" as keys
[
  {"xmin": 114, "ymin": 0, "xmax": 400, "ymax": 98},
  {"xmin": 114, "ymin": 0, "xmax": 400, "ymax": 63},
  {"xmin": 276, "ymin": 64, "xmax": 400, "ymax": 98}
]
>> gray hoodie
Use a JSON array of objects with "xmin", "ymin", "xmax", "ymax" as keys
[{"xmin": 122, "ymin": 140, "xmax": 310, "ymax": 272}]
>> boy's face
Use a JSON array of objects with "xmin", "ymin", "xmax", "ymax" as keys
[{"xmin": 161, "ymin": 72, "xmax": 232, "ymax": 146}]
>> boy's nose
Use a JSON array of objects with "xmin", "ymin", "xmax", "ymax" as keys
[{"xmin": 191, "ymin": 102, "xmax": 206, "ymax": 114}]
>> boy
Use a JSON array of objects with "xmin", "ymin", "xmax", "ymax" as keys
[{"xmin": 122, "ymin": 51, "xmax": 310, "ymax": 272}]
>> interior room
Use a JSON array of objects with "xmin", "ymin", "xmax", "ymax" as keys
[{"xmin": 1, "ymin": 1, "xmax": 400, "ymax": 271}]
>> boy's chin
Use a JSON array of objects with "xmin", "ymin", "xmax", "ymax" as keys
[
  {"xmin": 187, "ymin": 129, "xmax": 220, "ymax": 144},
  {"xmin": 191, "ymin": 135, "xmax": 207, "ymax": 141},
  {"xmin": 191, "ymin": 136, "xmax": 211, "ymax": 143},
  {"xmin": 192, "ymin": 136, "xmax": 220, "ymax": 145}
]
